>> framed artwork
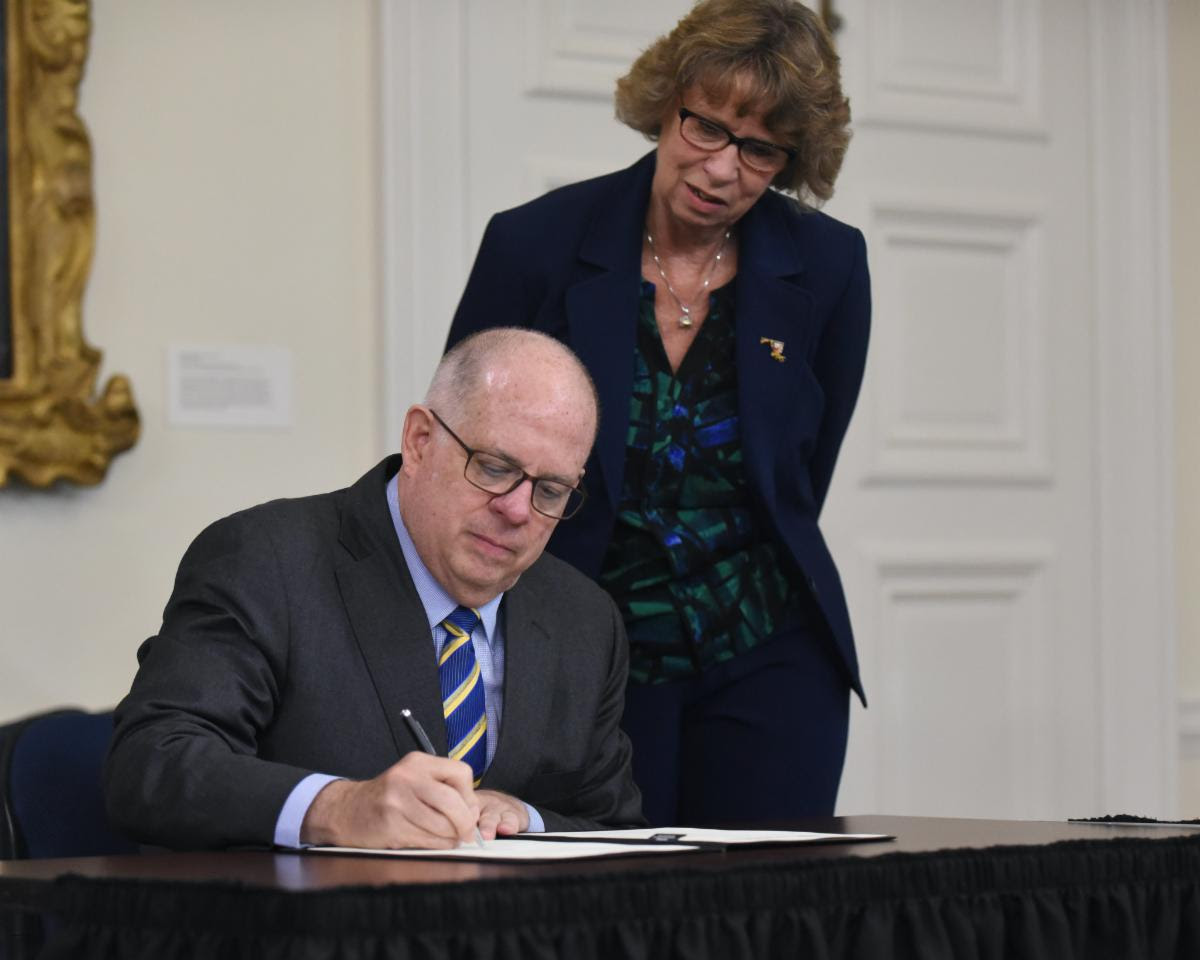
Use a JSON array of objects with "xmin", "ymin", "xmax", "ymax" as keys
[{"xmin": 0, "ymin": 0, "xmax": 138, "ymax": 487}]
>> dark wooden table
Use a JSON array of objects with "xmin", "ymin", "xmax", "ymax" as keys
[{"xmin": 3, "ymin": 815, "xmax": 1199, "ymax": 959}]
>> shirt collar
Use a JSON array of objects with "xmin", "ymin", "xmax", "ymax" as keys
[{"xmin": 386, "ymin": 472, "xmax": 502, "ymax": 642}]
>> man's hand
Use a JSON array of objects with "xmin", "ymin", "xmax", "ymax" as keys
[
  {"xmin": 300, "ymin": 753, "xmax": 479, "ymax": 849},
  {"xmin": 475, "ymin": 789, "xmax": 530, "ymax": 839}
]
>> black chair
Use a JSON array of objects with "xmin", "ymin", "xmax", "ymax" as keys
[
  {"xmin": 0, "ymin": 708, "xmax": 136, "ymax": 860},
  {"xmin": 1, "ymin": 709, "xmax": 138, "ymax": 958}
]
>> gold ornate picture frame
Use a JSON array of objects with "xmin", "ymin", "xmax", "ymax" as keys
[{"xmin": 0, "ymin": 0, "xmax": 138, "ymax": 487}]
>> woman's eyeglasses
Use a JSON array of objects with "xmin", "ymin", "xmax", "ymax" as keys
[{"xmin": 677, "ymin": 107, "xmax": 795, "ymax": 175}]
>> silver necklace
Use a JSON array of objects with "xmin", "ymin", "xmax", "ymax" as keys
[{"xmin": 645, "ymin": 229, "xmax": 730, "ymax": 328}]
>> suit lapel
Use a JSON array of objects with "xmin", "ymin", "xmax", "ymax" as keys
[
  {"xmin": 735, "ymin": 194, "xmax": 816, "ymax": 502},
  {"xmin": 334, "ymin": 459, "xmax": 446, "ymax": 757},
  {"xmin": 483, "ymin": 580, "xmax": 554, "ymax": 790},
  {"xmin": 566, "ymin": 276, "xmax": 637, "ymax": 513},
  {"xmin": 565, "ymin": 153, "xmax": 657, "ymax": 513}
]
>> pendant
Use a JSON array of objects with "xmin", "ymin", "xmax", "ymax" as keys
[{"xmin": 678, "ymin": 314, "xmax": 692, "ymax": 328}]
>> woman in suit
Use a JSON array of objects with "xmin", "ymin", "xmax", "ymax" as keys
[{"xmin": 447, "ymin": 0, "xmax": 869, "ymax": 826}]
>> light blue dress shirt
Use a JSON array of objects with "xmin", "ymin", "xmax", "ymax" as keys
[{"xmin": 272, "ymin": 474, "xmax": 543, "ymax": 847}]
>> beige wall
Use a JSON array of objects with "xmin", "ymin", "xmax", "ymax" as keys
[
  {"xmin": 0, "ymin": 1, "xmax": 379, "ymax": 716},
  {"xmin": 1173, "ymin": 0, "xmax": 1200, "ymax": 811}
]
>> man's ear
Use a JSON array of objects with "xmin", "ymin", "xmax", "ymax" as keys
[{"xmin": 399, "ymin": 405, "xmax": 436, "ymax": 471}]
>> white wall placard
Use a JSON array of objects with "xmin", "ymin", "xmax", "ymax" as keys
[{"xmin": 167, "ymin": 344, "xmax": 292, "ymax": 429}]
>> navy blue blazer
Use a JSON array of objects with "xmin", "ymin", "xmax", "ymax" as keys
[{"xmin": 448, "ymin": 151, "xmax": 870, "ymax": 700}]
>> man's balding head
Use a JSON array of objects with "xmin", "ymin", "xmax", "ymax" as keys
[
  {"xmin": 396, "ymin": 329, "xmax": 597, "ymax": 607},
  {"xmin": 426, "ymin": 329, "xmax": 599, "ymax": 444}
]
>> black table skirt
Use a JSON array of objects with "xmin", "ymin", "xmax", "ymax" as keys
[{"xmin": 11, "ymin": 833, "xmax": 1200, "ymax": 960}]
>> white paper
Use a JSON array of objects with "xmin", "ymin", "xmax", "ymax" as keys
[
  {"xmin": 310, "ymin": 837, "xmax": 700, "ymax": 861},
  {"xmin": 309, "ymin": 826, "xmax": 890, "ymax": 862},
  {"xmin": 541, "ymin": 827, "xmax": 892, "ymax": 845}
]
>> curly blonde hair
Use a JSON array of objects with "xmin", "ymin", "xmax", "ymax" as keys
[{"xmin": 615, "ymin": 0, "xmax": 850, "ymax": 204}]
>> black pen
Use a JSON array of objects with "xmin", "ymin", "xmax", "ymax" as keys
[{"xmin": 401, "ymin": 708, "xmax": 486, "ymax": 848}]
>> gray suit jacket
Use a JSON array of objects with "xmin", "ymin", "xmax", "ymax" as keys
[{"xmin": 104, "ymin": 456, "xmax": 644, "ymax": 849}]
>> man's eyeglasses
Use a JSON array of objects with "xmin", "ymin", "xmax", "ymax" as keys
[
  {"xmin": 428, "ymin": 410, "xmax": 587, "ymax": 521},
  {"xmin": 677, "ymin": 107, "xmax": 795, "ymax": 175}
]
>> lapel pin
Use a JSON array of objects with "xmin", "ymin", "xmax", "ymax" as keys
[{"xmin": 759, "ymin": 337, "xmax": 786, "ymax": 362}]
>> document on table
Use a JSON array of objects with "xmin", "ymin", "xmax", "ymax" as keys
[
  {"xmin": 308, "ymin": 826, "xmax": 892, "ymax": 861},
  {"xmin": 540, "ymin": 827, "xmax": 894, "ymax": 846},
  {"xmin": 308, "ymin": 836, "xmax": 701, "ymax": 861}
]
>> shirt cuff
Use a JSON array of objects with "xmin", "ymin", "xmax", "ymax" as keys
[
  {"xmin": 523, "ymin": 802, "xmax": 545, "ymax": 833},
  {"xmin": 274, "ymin": 773, "xmax": 342, "ymax": 848}
]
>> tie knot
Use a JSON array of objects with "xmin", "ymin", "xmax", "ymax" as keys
[{"xmin": 444, "ymin": 605, "xmax": 480, "ymax": 637}]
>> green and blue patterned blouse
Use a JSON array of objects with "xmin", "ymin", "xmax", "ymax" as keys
[{"xmin": 599, "ymin": 280, "xmax": 797, "ymax": 685}]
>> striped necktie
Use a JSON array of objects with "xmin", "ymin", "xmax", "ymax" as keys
[{"xmin": 439, "ymin": 606, "xmax": 487, "ymax": 784}]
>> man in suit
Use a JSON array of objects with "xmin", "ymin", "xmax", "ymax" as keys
[{"xmin": 104, "ymin": 328, "xmax": 643, "ymax": 850}]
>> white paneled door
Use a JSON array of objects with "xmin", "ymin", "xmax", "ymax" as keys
[{"xmin": 381, "ymin": 0, "xmax": 1174, "ymax": 820}]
